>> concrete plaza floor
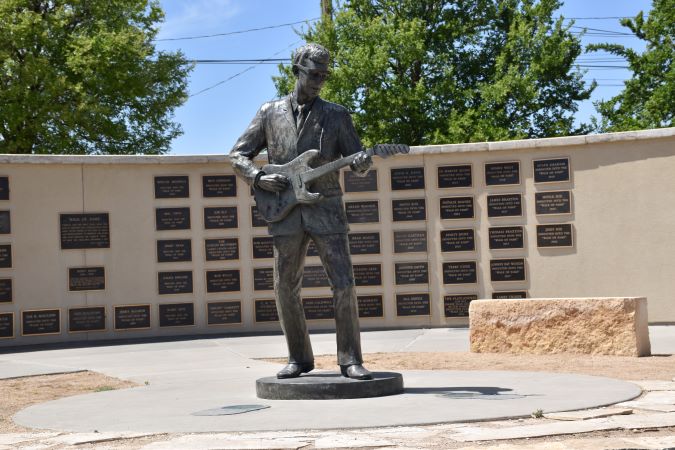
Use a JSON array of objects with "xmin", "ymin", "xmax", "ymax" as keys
[{"xmin": 1, "ymin": 327, "xmax": 675, "ymax": 448}]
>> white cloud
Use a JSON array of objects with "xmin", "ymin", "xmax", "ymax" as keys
[{"xmin": 157, "ymin": 0, "xmax": 241, "ymax": 40}]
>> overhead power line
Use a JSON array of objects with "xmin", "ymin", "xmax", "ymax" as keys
[
  {"xmin": 560, "ymin": 16, "xmax": 633, "ymax": 20},
  {"xmin": 155, "ymin": 18, "xmax": 319, "ymax": 42},
  {"xmin": 189, "ymin": 40, "xmax": 302, "ymax": 98}
]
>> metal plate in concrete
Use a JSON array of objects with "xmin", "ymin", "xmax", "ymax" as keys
[{"xmin": 13, "ymin": 370, "xmax": 641, "ymax": 433}]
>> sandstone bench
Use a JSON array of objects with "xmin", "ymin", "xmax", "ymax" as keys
[{"xmin": 469, "ymin": 297, "xmax": 651, "ymax": 357}]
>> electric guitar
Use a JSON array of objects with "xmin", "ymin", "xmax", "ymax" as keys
[{"xmin": 254, "ymin": 144, "xmax": 410, "ymax": 223}]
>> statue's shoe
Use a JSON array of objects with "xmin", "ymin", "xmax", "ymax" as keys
[
  {"xmin": 276, "ymin": 363, "xmax": 314, "ymax": 379},
  {"xmin": 340, "ymin": 364, "xmax": 373, "ymax": 380}
]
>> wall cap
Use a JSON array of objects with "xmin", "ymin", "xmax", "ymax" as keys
[{"xmin": 1, "ymin": 127, "xmax": 673, "ymax": 164}]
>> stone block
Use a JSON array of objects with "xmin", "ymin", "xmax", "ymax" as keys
[{"xmin": 469, "ymin": 297, "xmax": 651, "ymax": 357}]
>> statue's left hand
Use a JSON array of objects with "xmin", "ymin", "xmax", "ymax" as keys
[{"xmin": 350, "ymin": 153, "xmax": 372, "ymax": 174}]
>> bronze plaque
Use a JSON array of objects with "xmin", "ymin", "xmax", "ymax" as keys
[
  {"xmin": 0, "ymin": 313, "xmax": 13, "ymax": 338},
  {"xmin": 487, "ymin": 194, "xmax": 522, "ymax": 217},
  {"xmin": 485, "ymin": 161, "xmax": 520, "ymax": 186},
  {"xmin": 206, "ymin": 270, "xmax": 240, "ymax": 292},
  {"xmin": 69, "ymin": 307, "xmax": 106, "ymax": 332},
  {"xmin": 0, "ymin": 211, "xmax": 9, "ymax": 234},
  {"xmin": 157, "ymin": 239, "xmax": 192, "ymax": 263},
  {"xmin": 303, "ymin": 297, "xmax": 335, "ymax": 320},
  {"xmin": 251, "ymin": 205, "xmax": 267, "ymax": 227},
  {"xmin": 395, "ymin": 262, "xmax": 429, "ymax": 285},
  {"xmin": 202, "ymin": 175, "xmax": 237, "ymax": 197},
  {"xmin": 392, "ymin": 199, "xmax": 426, "ymax": 221},
  {"xmin": 492, "ymin": 291, "xmax": 527, "ymax": 299},
  {"xmin": 0, "ymin": 244, "xmax": 11, "ymax": 268},
  {"xmin": 205, "ymin": 238, "xmax": 239, "ymax": 261},
  {"xmin": 537, "ymin": 224, "xmax": 573, "ymax": 247},
  {"xmin": 354, "ymin": 264, "xmax": 382, "ymax": 286},
  {"xmin": 207, "ymin": 301, "xmax": 242, "ymax": 325},
  {"xmin": 394, "ymin": 230, "xmax": 427, "ymax": 253},
  {"xmin": 69, "ymin": 267, "xmax": 105, "ymax": 291},
  {"xmin": 344, "ymin": 169, "xmax": 378, "ymax": 192},
  {"xmin": 158, "ymin": 271, "xmax": 193, "ymax": 295},
  {"xmin": 306, "ymin": 240, "xmax": 319, "ymax": 257},
  {"xmin": 438, "ymin": 165, "xmax": 472, "ymax": 188},
  {"xmin": 441, "ymin": 229, "xmax": 475, "ymax": 252},
  {"xmin": 396, "ymin": 293, "xmax": 430, "ymax": 316},
  {"xmin": 440, "ymin": 197, "xmax": 474, "ymax": 220},
  {"xmin": 0, "ymin": 177, "xmax": 8, "ymax": 200},
  {"xmin": 253, "ymin": 268, "xmax": 274, "ymax": 291},
  {"xmin": 204, "ymin": 207, "xmax": 238, "ymax": 229},
  {"xmin": 159, "ymin": 303, "xmax": 195, "ymax": 327},
  {"xmin": 302, "ymin": 265, "xmax": 329, "ymax": 288},
  {"xmin": 154, "ymin": 176, "xmax": 189, "ymax": 199},
  {"xmin": 489, "ymin": 226, "xmax": 524, "ymax": 250},
  {"xmin": 0, "ymin": 278, "xmax": 11, "ymax": 302},
  {"xmin": 391, "ymin": 167, "xmax": 425, "ymax": 190},
  {"xmin": 358, "ymin": 295, "xmax": 384, "ymax": 318},
  {"xmin": 22, "ymin": 309, "xmax": 60, "ymax": 335},
  {"xmin": 60, "ymin": 213, "xmax": 110, "ymax": 249},
  {"xmin": 444, "ymin": 294, "xmax": 477, "ymax": 317},
  {"xmin": 443, "ymin": 261, "xmax": 477, "ymax": 284},
  {"xmin": 255, "ymin": 299, "xmax": 279, "ymax": 322},
  {"xmin": 490, "ymin": 259, "xmax": 526, "ymax": 282},
  {"xmin": 533, "ymin": 158, "xmax": 570, "ymax": 183},
  {"xmin": 535, "ymin": 191, "xmax": 571, "ymax": 215},
  {"xmin": 252, "ymin": 236, "xmax": 274, "ymax": 259},
  {"xmin": 155, "ymin": 207, "xmax": 191, "ymax": 231},
  {"xmin": 349, "ymin": 232, "xmax": 380, "ymax": 255},
  {"xmin": 345, "ymin": 201, "xmax": 379, "ymax": 223},
  {"xmin": 114, "ymin": 305, "xmax": 150, "ymax": 330}
]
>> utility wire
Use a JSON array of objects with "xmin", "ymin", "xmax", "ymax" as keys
[
  {"xmin": 189, "ymin": 41, "xmax": 302, "ymax": 98},
  {"xmin": 155, "ymin": 18, "xmax": 319, "ymax": 42}
]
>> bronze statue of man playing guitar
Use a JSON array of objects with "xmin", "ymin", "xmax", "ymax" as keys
[{"xmin": 229, "ymin": 43, "xmax": 406, "ymax": 380}]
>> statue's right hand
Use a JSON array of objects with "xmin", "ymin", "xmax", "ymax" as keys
[{"xmin": 257, "ymin": 173, "xmax": 289, "ymax": 192}]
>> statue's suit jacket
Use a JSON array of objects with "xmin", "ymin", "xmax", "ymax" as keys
[{"xmin": 229, "ymin": 95, "xmax": 364, "ymax": 236}]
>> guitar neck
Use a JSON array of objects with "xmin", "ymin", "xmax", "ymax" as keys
[{"xmin": 302, "ymin": 149, "xmax": 373, "ymax": 184}]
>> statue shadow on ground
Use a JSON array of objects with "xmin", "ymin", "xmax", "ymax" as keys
[{"xmin": 405, "ymin": 386, "xmax": 539, "ymax": 400}]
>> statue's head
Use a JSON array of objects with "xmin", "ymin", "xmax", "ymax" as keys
[{"xmin": 292, "ymin": 43, "xmax": 330, "ymax": 101}]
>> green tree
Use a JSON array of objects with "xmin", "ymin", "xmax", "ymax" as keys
[
  {"xmin": 274, "ymin": 0, "xmax": 593, "ymax": 146},
  {"xmin": 588, "ymin": 0, "xmax": 674, "ymax": 132},
  {"xmin": 0, "ymin": 0, "xmax": 192, "ymax": 154}
]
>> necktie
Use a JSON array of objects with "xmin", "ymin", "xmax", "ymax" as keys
[{"xmin": 296, "ymin": 104, "xmax": 307, "ymax": 133}]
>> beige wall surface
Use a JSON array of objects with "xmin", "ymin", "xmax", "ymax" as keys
[{"xmin": 0, "ymin": 128, "xmax": 674, "ymax": 347}]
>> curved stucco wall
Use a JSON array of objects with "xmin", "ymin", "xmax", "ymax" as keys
[{"xmin": 0, "ymin": 127, "xmax": 674, "ymax": 346}]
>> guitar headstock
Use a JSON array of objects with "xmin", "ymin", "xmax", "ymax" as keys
[{"xmin": 371, "ymin": 144, "xmax": 410, "ymax": 159}]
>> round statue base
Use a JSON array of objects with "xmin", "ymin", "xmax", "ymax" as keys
[{"xmin": 256, "ymin": 371, "xmax": 404, "ymax": 400}]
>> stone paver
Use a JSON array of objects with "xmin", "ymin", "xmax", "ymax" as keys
[
  {"xmin": 0, "ymin": 433, "xmax": 60, "ymax": 446},
  {"xmin": 449, "ymin": 412, "xmax": 675, "ymax": 442},
  {"xmin": 141, "ymin": 435, "xmax": 309, "ymax": 449},
  {"xmin": 544, "ymin": 407, "xmax": 632, "ymax": 421},
  {"xmin": 42, "ymin": 432, "xmax": 156, "ymax": 446},
  {"xmin": 618, "ymin": 391, "xmax": 675, "ymax": 411},
  {"xmin": 631, "ymin": 380, "xmax": 675, "ymax": 391}
]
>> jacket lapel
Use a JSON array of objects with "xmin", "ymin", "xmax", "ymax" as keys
[{"xmin": 282, "ymin": 95, "xmax": 297, "ymax": 132}]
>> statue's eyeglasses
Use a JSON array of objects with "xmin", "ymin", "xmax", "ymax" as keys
[{"xmin": 295, "ymin": 65, "xmax": 331, "ymax": 82}]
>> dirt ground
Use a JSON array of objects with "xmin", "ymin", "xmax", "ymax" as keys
[
  {"xmin": 305, "ymin": 351, "xmax": 675, "ymax": 381},
  {"xmin": 0, "ymin": 371, "xmax": 137, "ymax": 433}
]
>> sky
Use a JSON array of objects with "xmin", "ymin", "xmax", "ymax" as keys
[{"xmin": 155, "ymin": 0, "xmax": 653, "ymax": 155}]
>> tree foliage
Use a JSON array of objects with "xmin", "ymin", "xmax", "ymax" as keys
[
  {"xmin": 0, "ymin": 0, "xmax": 192, "ymax": 154},
  {"xmin": 588, "ymin": 0, "xmax": 674, "ymax": 132},
  {"xmin": 275, "ymin": 0, "xmax": 594, "ymax": 147}
]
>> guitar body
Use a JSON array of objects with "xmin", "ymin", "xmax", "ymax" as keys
[
  {"xmin": 254, "ymin": 150, "xmax": 323, "ymax": 223},
  {"xmin": 253, "ymin": 144, "xmax": 409, "ymax": 224}
]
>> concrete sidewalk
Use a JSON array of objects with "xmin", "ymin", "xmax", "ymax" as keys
[{"xmin": 1, "ymin": 326, "xmax": 674, "ymax": 449}]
